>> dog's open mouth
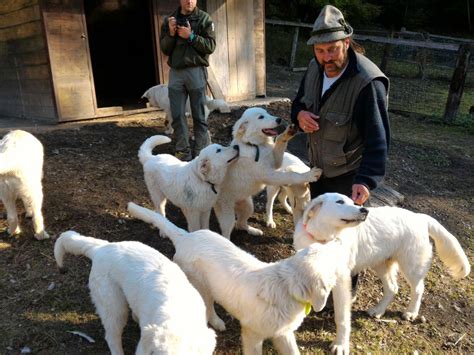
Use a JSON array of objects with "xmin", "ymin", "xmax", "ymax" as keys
[
  {"xmin": 227, "ymin": 145, "xmax": 240, "ymax": 163},
  {"xmin": 227, "ymin": 152, "xmax": 239, "ymax": 163},
  {"xmin": 262, "ymin": 124, "xmax": 287, "ymax": 136}
]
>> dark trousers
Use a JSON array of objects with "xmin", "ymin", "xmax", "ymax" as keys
[{"xmin": 309, "ymin": 170, "xmax": 360, "ymax": 297}]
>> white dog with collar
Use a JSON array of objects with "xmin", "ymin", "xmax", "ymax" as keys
[{"xmin": 138, "ymin": 135, "xmax": 239, "ymax": 232}]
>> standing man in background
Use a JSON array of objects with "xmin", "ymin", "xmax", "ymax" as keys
[
  {"xmin": 160, "ymin": 0, "xmax": 216, "ymax": 161},
  {"xmin": 291, "ymin": 5, "xmax": 390, "ymax": 295}
]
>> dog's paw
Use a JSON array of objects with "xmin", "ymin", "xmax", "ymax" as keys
[
  {"xmin": 303, "ymin": 167, "xmax": 323, "ymax": 183},
  {"xmin": 402, "ymin": 311, "xmax": 418, "ymax": 321},
  {"xmin": 34, "ymin": 230, "xmax": 50, "ymax": 241},
  {"xmin": 266, "ymin": 219, "xmax": 277, "ymax": 229},
  {"xmin": 246, "ymin": 226, "xmax": 264, "ymax": 236},
  {"xmin": 210, "ymin": 317, "xmax": 226, "ymax": 332},
  {"xmin": 366, "ymin": 306, "xmax": 384, "ymax": 319},
  {"xmin": 8, "ymin": 226, "xmax": 21, "ymax": 236},
  {"xmin": 330, "ymin": 342, "xmax": 350, "ymax": 355},
  {"xmin": 287, "ymin": 124, "xmax": 298, "ymax": 137}
]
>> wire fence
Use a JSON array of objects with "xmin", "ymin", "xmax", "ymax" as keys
[{"xmin": 265, "ymin": 22, "xmax": 474, "ymax": 123}]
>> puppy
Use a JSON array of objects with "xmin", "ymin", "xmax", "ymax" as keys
[
  {"xmin": 141, "ymin": 84, "xmax": 230, "ymax": 135},
  {"xmin": 294, "ymin": 192, "xmax": 471, "ymax": 320},
  {"xmin": 139, "ymin": 135, "xmax": 239, "ymax": 232},
  {"xmin": 54, "ymin": 231, "xmax": 216, "ymax": 355},
  {"xmin": 214, "ymin": 107, "xmax": 322, "ymax": 239},
  {"xmin": 128, "ymin": 202, "xmax": 351, "ymax": 355},
  {"xmin": 0, "ymin": 130, "xmax": 48, "ymax": 240},
  {"xmin": 265, "ymin": 152, "xmax": 311, "ymax": 228}
]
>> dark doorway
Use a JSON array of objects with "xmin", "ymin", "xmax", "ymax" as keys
[{"xmin": 84, "ymin": 0, "xmax": 157, "ymax": 109}]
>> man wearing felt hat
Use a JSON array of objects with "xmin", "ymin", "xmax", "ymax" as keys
[{"xmin": 291, "ymin": 5, "xmax": 390, "ymax": 206}]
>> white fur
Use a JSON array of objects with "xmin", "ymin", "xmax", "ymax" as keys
[
  {"xmin": 139, "ymin": 135, "xmax": 239, "ymax": 232},
  {"xmin": 294, "ymin": 192, "xmax": 471, "ymax": 353},
  {"xmin": 265, "ymin": 152, "xmax": 311, "ymax": 228},
  {"xmin": 142, "ymin": 84, "xmax": 230, "ymax": 135},
  {"xmin": 128, "ymin": 202, "xmax": 351, "ymax": 355},
  {"xmin": 0, "ymin": 130, "xmax": 48, "ymax": 240},
  {"xmin": 54, "ymin": 231, "xmax": 216, "ymax": 355},
  {"xmin": 214, "ymin": 107, "xmax": 322, "ymax": 239}
]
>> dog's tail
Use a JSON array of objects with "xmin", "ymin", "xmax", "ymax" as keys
[
  {"xmin": 205, "ymin": 98, "xmax": 231, "ymax": 113},
  {"xmin": 426, "ymin": 215, "xmax": 471, "ymax": 279},
  {"xmin": 127, "ymin": 202, "xmax": 187, "ymax": 246},
  {"xmin": 138, "ymin": 135, "xmax": 172, "ymax": 165},
  {"xmin": 54, "ymin": 231, "xmax": 109, "ymax": 269}
]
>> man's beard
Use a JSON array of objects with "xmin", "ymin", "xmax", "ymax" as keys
[{"xmin": 321, "ymin": 47, "xmax": 348, "ymax": 76}]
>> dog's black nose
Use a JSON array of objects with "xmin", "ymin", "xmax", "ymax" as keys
[
  {"xmin": 233, "ymin": 144, "xmax": 239, "ymax": 151},
  {"xmin": 276, "ymin": 118, "xmax": 282, "ymax": 124},
  {"xmin": 360, "ymin": 207, "xmax": 369, "ymax": 214}
]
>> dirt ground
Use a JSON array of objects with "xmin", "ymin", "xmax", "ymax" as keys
[{"xmin": 0, "ymin": 65, "xmax": 472, "ymax": 354}]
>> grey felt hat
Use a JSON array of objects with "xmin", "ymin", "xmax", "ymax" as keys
[{"xmin": 307, "ymin": 5, "xmax": 353, "ymax": 45}]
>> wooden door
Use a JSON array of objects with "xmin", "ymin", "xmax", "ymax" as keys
[
  {"xmin": 151, "ymin": 0, "xmax": 176, "ymax": 84},
  {"xmin": 41, "ymin": 0, "xmax": 96, "ymax": 121}
]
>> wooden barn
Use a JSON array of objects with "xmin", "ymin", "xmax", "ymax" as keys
[{"xmin": 0, "ymin": 0, "xmax": 266, "ymax": 123}]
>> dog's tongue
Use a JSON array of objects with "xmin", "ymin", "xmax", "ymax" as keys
[
  {"xmin": 262, "ymin": 128, "xmax": 278, "ymax": 136},
  {"xmin": 262, "ymin": 124, "xmax": 287, "ymax": 136}
]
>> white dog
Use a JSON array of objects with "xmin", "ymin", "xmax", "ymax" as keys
[
  {"xmin": 128, "ymin": 202, "xmax": 351, "ymax": 355},
  {"xmin": 141, "ymin": 84, "xmax": 230, "ymax": 135},
  {"xmin": 265, "ymin": 152, "xmax": 311, "ymax": 228},
  {"xmin": 54, "ymin": 231, "xmax": 216, "ymax": 355},
  {"xmin": 214, "ymin": 107, "xmax": 322, "ymax": 239},
  {"xmin": 138, "ymin": 135, "xmax": 239, "ymax": 232},
  {"xmin": 294, "ymin": 192, "xmax": 471, "ymax": 322},
  {"xmin": 0, "ymin": 130, "xmax": 48, "ymax": 240}
]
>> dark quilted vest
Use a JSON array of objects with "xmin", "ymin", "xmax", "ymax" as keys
[{"xmin": 302, "ymin": 52, "xmax": 388, "ymax": 177}]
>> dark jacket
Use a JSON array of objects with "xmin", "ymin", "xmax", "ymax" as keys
[
  {"xmin": 160, "ymin": 7, "xmax": 216, "ymax": 69},
  {"xmin": 291, "ymin": 48, "xmax": 390, "ymax": 190}
]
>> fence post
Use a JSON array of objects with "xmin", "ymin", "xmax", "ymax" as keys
[
  {"xmin": 289, "ymin": 25, "xmax": 300, "ymax": 68},
  {"xmin": 380, "ymin": 31, "xmax": 393, "ymax": 72},
  {"xmin": 443, "ymin": 44, "xmax": 472, "ymax": 123}
]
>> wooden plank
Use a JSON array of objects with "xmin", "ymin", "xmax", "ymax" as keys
[
  {"xmin": 21, "ymin": 78, "xmax": 52, "ymax": 94},
  {"xmin": 253, "ymin": 0, "xmax": 265, "ymax": 96},
  {"xmin": 266, "ymin": 18, "xmax": 312, "ymax": 29},
  {"xmin": 5, "ymin": 35, "xmax": 46, "ymax": 54},
  {"xmin": 289, "ymin": 26, "xmax": 299, "ymax": 68},
  {"xmin": 206, "ymin": 65, "xmax": 226, "ymax": 102},
  {"xmin": 15, "ymin": 49, "xmax": 48, "ymax": 66},
  {"xmin": 0, "ymin": 0, "xmax": 38, "ymax": 14},
  {"xmin": 226, "ymin": 0, "xmax": 238, "ymax": 100},
  {"xmin": 42, "ymin": 0, "xmax": 96, "ymax": 121},
  {"xmin": 0, "ymin": 21, "xmax": 43, "ymax": 41},
  {"xmin": 207, "ymin": 0, "xmax": 230, "ymax": 98},
  {"xmin": 0, "ymin": 4, "xmax": 41, "ymax": 28},
  {"xmin": 354, "ymin": 34, "xmax": 460, "ymax": 51},
  {"xmin": 370, "ymin": 184, "xmax": 404, "ymax": 207},
  {"xmin": 152, "ymin": 0, "xmax": 176, "ymax": 84}
]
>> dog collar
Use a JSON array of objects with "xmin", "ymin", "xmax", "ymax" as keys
[
  {"xmin": 246, "ymin": 143, "xmax": 260, "ymax": 162},
  {"xmin": 206, "ymin": 181, "xmax": 217, "ymax": 194},
  {"xmin": 293, "ymin": 295, "xmax": 312, "ymax": 315}
]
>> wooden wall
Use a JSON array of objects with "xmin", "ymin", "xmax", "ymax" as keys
[
  {"xmin": 204, "ymin": 0, "xmax": 265, "ymax": 101},
  {"xmin": 0, "ymin": 0, "xmax": 56, "ymax": 121}
]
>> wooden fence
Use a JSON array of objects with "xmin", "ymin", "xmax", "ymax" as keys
[{"xmin": 265, "ymin": 19, "xmax": 473, "ymax": 122}]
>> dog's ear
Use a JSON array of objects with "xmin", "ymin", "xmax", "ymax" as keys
[
  {"xmin": 302, "ymin": 197, "xmax": 323, "ymax": 225},
  {"xmin": 199, "ymin": 158, "xmax": 211, "ymax": 177},
  {"xmin": 233, "ymin": 120, "xmax": 249, "ymax": 140}
]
